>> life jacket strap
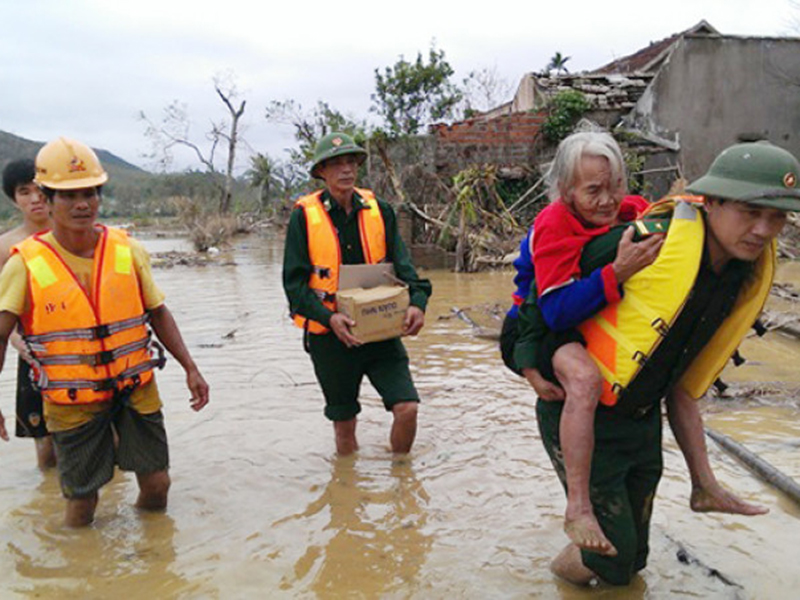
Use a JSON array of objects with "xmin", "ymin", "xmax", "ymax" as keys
[
  {"xmin": 590, "ymin": 314, "xmax": 640, "ymax": 360},
  {"xmin": 33, "ymin": 334, "xmax": 153, "ymax": 367},
  {"xmin": 622, "ymin": 293, "xmax": 670, "ymax": 337},
  {"xmin": 24, "ymin": 314, "xmax": 150, "ymax": 345},
  {"xmin": 310, "ymin": 288, "xmax": 335, "ymax": 302},
  {"xmin": 33, "ymin": 340, "xmax": 166, "ymax": 393},
  {"xmin": 311, "ymin": 265, "xmax": 332, "ymax": 279}
]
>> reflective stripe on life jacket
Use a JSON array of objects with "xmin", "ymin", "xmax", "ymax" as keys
[
  {"xmin": 13, "ymin": 226, "xmax": 164, "ymax": 404},
  {"xmin": 578, "ymin": 200, "xmax": 775, "ymax": 407},
  {"xmin": 292, "ymin": 188, "xmax": 387, "ymax": 334}
]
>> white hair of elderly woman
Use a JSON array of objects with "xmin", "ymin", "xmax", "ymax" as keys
[{"xmin": 545, "ymin": 128, "xmax": 627, "ymax": 202}]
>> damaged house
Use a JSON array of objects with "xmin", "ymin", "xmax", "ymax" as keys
[
  {"xmin": 436, "ymin": 20, "xmax": 800, "ymax": 197},
  {"xmin": 372, "ymin": 21, "xmax": 800, "ymax": 268}
]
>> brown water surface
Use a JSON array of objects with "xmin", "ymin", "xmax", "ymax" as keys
[{"xmin": 1, "ymin": 231, "xmax": 799, "ymax": 599}]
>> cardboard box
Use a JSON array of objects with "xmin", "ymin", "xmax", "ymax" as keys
[{"xmin": 337, "ymin": 284, "xmax": 410, "ymax": 343}]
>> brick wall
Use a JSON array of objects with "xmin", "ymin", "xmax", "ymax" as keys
[{"xmin": 431, "ymin": 111, "xmax": 547, "ymax": 177}]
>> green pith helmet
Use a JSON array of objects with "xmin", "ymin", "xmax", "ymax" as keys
[
  {"xmin": 310, "ymin": 132, "xmax": 367, "ymax": 179},
  {"xmin": 687, "ymin": 141, "xmax": 800, "ymax": 211}
]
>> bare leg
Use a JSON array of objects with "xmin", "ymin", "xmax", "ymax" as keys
[
  {"xmin": 35, "ymin": 436, "xmax": 57, "ymax": 470},
  {"xmin": 550, "ymin": 543, "xmax": 598, "ymax": 586},
  {"xmin": 65, "ymin": 493, "xmax": 98, "ymax": 527},
  {"xmin": 334, "ymin": 418, "xmax": 358, "ymax": 455},
  {"xmin": 135, "ymin": 470, "xmax": 170, "ymax": 511},
  {"xmin": 666, "ymin": 387, "xmax": 768, "ymax": 516},
  {"xmin": 390, "ymin": 401, "xmax": 418, "ymax": 454},
  {"xmin": 554, "ymin": 343, "xmax": 617, "ymax": 557}
]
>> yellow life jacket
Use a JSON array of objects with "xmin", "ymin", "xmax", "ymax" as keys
[
  {"xmin": 578, "ymin": 200, "xmax": 775, "ymax": 406},
  {"xmin": 292, "ymin": 188, "xmax": 387, "ymax": 334},
  {"xmin": 13, "ymin": 226, "xmax": 164, "ymax": 405}
]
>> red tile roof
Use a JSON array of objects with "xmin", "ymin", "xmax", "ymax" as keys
[{"xmin": 591, "ymin": 20, "xmax": 718, "ymax": 74}]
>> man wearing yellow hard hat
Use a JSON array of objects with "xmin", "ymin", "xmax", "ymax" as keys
[{"xmin": 0, "ymin": 137, "xmax": 210, "ymax": 527}]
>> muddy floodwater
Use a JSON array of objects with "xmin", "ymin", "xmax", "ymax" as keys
[{"xmin": 1, "ymin": 230, "xmax": 799, "ymax": 599}]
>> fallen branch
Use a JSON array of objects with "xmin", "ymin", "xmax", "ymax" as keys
[
  {"xmin": 506, "ymin": 176, "xmax": 545, "ymax": 214},
  {"xmin": 451, "ymin": 306, "xmax": 479, "ymax": 329},
  {"xmin": 450, "ymin": 306, "xmax": 501, "ymax": 340}
]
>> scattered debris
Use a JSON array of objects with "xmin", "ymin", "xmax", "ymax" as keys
[
  {"xmin": 444, "ymin": 304, "xmax": 504, "ymax": 339},
  {"xmin": 151, "ymin": 250, "xmax": 236, "ymax": 269},
  {"xmin": 663, "ymin": 532, "xmax": 743, "ymax": 591}
]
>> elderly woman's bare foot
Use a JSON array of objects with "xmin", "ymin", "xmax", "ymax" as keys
[
  {"xmin": 690, "ymin": 484, "xmax": 768, "ymax": 515},
  {"xmin": 565, "ymin": 514, "xmax": 618, "ymax": 556}
]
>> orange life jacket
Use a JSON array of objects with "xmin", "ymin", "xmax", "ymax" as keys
[
  {"xmin": 13, "ymin": 226, "xmax": 164, "ymax": 405},
  {"xmin": 292, "ymin": 188, "xmax": 387, "ymax": 334}
]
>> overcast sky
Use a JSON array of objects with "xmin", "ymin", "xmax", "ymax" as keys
[{"xmin": 1, "ymin": 0, "xmax": 797, "ymax": 173}]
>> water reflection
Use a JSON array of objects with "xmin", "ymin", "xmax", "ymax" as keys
[
  {"xmin": 0, "ymin": 232, "xmax": 798, "ymax": 597},
  {"xmin": 7, "ymin": 473, "xmax": 199, "ymax": 599},
  {"xmin": 277, "ymin": 456, "xmax": 432, "ymax": 598}
]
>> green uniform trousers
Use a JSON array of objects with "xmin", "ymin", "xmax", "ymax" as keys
[
  {"xmin": 537, "ymin": 399, "xmax": 663, "ymax": 585},
  {"xmin": 308, "ymin": 333, "xmax": 419, "ymax": 421}
]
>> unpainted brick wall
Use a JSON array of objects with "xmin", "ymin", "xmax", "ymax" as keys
[{"xmin": 431, "ymin": 111, "xmax": 547, "ymax": 177}]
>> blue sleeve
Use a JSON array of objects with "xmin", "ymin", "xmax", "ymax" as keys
[
  {"xmin": 539, "ymin": 267, "xmax": 609, "ymax": 331},
  {"xmin": 512, "ymin": 231, "xmax": 534, "ymax": 293},
  {"xmin": 507, "ymin": 229, "xmax": 535, "ymax": 319}
]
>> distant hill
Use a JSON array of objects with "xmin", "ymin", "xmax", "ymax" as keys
[
  {"xmin": 0, "ymin": 130, "xmax": 259, "ymax": 220},
  {"xmin": 0, "ymin": 130, "xmax": 147, "ymax": 178}
]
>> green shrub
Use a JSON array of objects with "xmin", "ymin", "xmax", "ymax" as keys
[{"xmin": 542, "ymin": 91, "xmax": 591, "ymax": 144}]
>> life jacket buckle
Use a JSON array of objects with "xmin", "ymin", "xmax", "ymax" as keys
[
  {"xmin": 632, "ymin": 350, "xmax": 648, "ymax": 366},
  {"xmin": 312, "ymin": 265, "xmax": 331, "ymax": 279},
  {"xmin": 93, "ymin": 324, "xmax": 111, "ymax": 339},
  {"xmin": 96, "ymin": 350, "xmax": 115, "ymax": 366},
  {"xmin": 651, "ymin": 318, "xmax": 669, "ymax": 337},
  {"xmin": 95, "ymin": 379, "xmax": 117, "ymax": 392}
]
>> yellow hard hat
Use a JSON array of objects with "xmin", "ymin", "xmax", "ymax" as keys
[{"xmin": 34, "ymin": 137, "xmax": 109, "ymax": 190}]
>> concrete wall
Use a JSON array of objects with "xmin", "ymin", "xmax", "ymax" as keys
[{"xmin": 625, "ymin": 35, "xmax": 800, "ymax": 180}]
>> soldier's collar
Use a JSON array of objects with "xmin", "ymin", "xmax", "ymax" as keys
[{"xmin": 321, "ymin": 190, "xmax": 365, "ymax": 212}]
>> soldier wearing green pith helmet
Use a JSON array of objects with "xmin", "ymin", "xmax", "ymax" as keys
[
  {"xmin": 282, "ymin": 132, "xmax": 432, "ymax": 455},
  {"xmin": 517, "ymin": 141, "xmax": 799, "ymax": 586}
]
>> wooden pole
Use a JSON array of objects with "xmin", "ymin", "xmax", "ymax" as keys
[{"xmin": 705, "ymin": 427, "xmax": 800, "ymax": 505}]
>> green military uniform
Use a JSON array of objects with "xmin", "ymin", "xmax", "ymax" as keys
[
  {"xmin": 517, "ymin": 213, "xmax": 752, "ymax": 585},
  {"xmin": 283, "ymin": 189, "xmax": 432, "ymax": 421}
]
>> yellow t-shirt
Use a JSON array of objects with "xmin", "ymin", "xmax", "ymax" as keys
[{"xmin": 0, "ymin": 230, "xmax": 166, "ymax": 431}]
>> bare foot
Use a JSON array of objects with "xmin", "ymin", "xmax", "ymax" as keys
[
  {"xmin": 690, "ymin": 484, "xmax": 768, "ymax": 515},
  {"xmin": 565, "ymin": 514, "xmax": 618, "ymax": 556},
  {"xmin": 550, "ymin": 543, "xmax": 599, "ymax": 586}
]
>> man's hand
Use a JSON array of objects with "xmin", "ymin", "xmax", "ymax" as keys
[
  {"xmin": 330, "ymin": 313, "xmax": 361, "ymax": 348},
  {"xmin": 186, "ymin": 369, "xmax": 209, "ymax": 412},
  {"xmin": 612, "ymin": 226, "xmax": 664, "ymax": 283},
  {"xmin": 523, "ymin": 368, "xmax": 565, "ymax": 400},
  {"xmin": 402, "ymin": 306, "xmax": 425, "ymax": 336},
  {"xmin": 9, "ymin": 331, "xmax": 33, "ymax": 364},
  {"xmin": 0, "ymin": 410, "xmax": 8, "ymax": 441}
]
